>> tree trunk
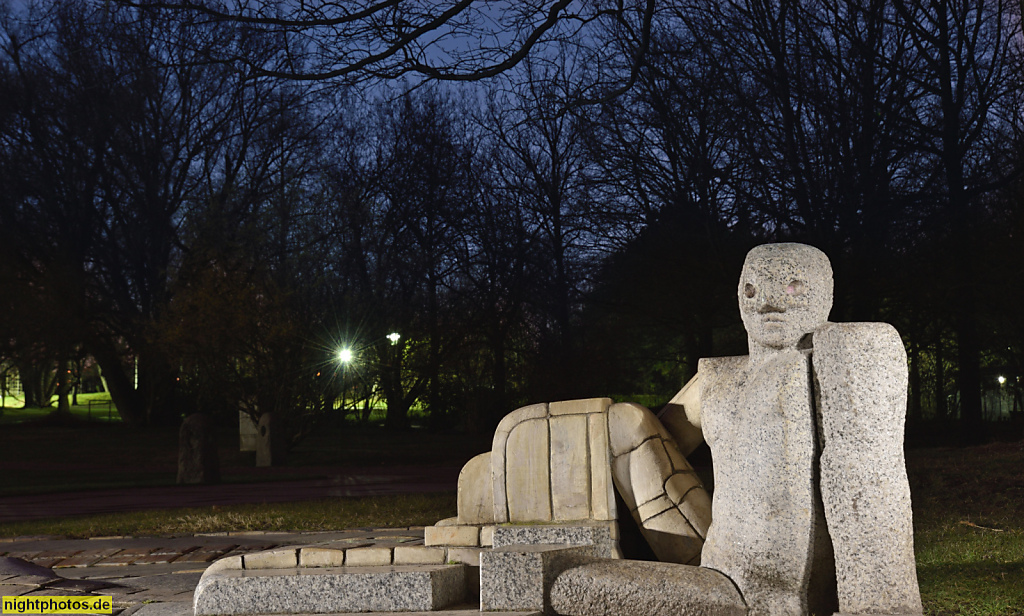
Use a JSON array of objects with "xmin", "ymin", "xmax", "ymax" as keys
[
  {"xmin": 956, "ymin": 305, "xmax": 984, "ymax": 443},
  {"xmin": 89, "ymin": 339, "xmax": 143, "ymax": 426}
]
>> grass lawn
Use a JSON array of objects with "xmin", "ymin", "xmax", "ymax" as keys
[{"xmin": 0, "ymin": 409, "xmax": 1020, "ymax": 615}]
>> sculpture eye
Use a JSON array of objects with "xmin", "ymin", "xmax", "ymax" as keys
[
  {"xmin": 744, "ymin": 283, "xmax": 756, "ymax": 298},
  {"xmin": 786, "ymin": 280, "xmax": 804, "ymax": 296}
]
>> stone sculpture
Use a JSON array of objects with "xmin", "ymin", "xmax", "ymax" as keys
[
  {"xmin": 194, "ymin": 242, "xmax": 923, "ymax": 616},
  {"xmin": 445, "ymin": 242, "xmax": 922, "ymax": 616}
]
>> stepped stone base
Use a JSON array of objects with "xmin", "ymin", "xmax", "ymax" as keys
[{"xmin": 194, "ymin": 565, "xmax": 467, "ymax": 615}]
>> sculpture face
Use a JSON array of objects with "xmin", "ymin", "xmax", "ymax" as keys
[{"xmin": 738, "ymin": 243, "xmax": 833, "ymax": 350}]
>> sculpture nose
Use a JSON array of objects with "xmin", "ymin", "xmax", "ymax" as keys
[{"xmin": 756, "ymin": 290, "xmax": 786, "ymax": 314}]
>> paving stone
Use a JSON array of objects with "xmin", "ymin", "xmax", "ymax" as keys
[
  {"xmin": 55, "ymin": 549, "xmax": 123, "ymax": 568},
  {"xmin": 444, "ymin": 548, "xmax": 483, "ymax": 566},
  {"xmin": 242, "ymin": 549, "xmax": 298, "ymax": 570},
  {"xmin": 193, "ymin": 564, "xmax": 467, "ymax": 615},
  {"xmin": 344, "ymin": 547, "xmax": 392, "ymax": 567},
  {"xmin": 95, "ymin": 550, "xmax": 154, "ymax": 566},
  {"xmin": 45, "ymin": 578, "xmax": 115, "ymax": 592},
  {"xmin": 393, "ymin": 546, "xmax": 445, "ymax": 565},
  {"xmin": 131, "ymin": 602, "xmax": 193, "ymax": 616},
  {"xmin": 424, "ymin": 525, "xmax": 479, "ymax": 547},
  {"xmin": 480, "ymin": 526, "xmax": 495, "ymax": 547},
  {"xmin": 298, "ymin": 548, "xmax": 345, "ymax": 568}
]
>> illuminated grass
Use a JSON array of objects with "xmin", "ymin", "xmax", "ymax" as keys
[{"xmin": 0, "ymin": 493, "xmax": 457, "ymax": 539}]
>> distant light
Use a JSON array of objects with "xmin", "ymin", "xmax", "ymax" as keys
[
  {"xmin": 998, "ymin": 375, "xmax": 1006, "ymax": 384},
  {"xmin": 387, "ymin": 332, "xmax": 401, "ymax": 345},
  {"xmin": 338, "ymin": 349, "xmax": 353, "ymax": 363}
]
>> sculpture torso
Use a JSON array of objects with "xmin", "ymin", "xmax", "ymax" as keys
[{"xmin": 699, "ymin": 350, "xmax": 831, "ymax": 616}]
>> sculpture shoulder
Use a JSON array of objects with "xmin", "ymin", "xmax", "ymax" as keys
[
  {"xmin": 812, "ymin": 321, "xmax": 907, "ymax": 373},
  {"xmin": 697, "ymin": 355, "xmax": 748, "ymax": 381}
]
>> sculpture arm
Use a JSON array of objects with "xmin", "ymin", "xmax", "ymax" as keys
[{"xmin": 657, "ymin": 372, "xmax": 704, "ymax": 457}]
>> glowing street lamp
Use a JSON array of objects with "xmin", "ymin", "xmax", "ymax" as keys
[
  {"xmin": 387, "ymin": 332, "xmax": 401, "ymax": 345},
  {"xmin": 998, "ymin": 375, "xmax": 1006, "ymax": 385},
  {"xmin": 338, "ymin": 348, "xmax": 353, "ymax": 363}
]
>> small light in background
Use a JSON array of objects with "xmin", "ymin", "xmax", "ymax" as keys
[{"xmin": 387, "ymin": 332, "xmax": 401, "ymax": 345}]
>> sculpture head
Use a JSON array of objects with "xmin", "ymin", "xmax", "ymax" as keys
[{"xmin": 738, "ymin": 243, "xmax": 833, "ymax": 351}]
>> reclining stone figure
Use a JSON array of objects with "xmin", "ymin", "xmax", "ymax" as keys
[{"xmin": 445, "ymin": 242, "xmax": 922, "ymax": 616}]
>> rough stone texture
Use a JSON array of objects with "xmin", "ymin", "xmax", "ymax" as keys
[
  {"xmin": 458, "ymin": 453, "xmax": 495, "ymax": 525},
  {"xmin": 238, "ymin": 410, "xmax": 257, "ymax": 452},
  {"xmin": 193, "ymin": 565, "xmax": 466, "ymax": 615},
  {"xmin": 814, "ymin": 322, "xmax": 923, "ymax": 615},
  {"xmin": 345, "ymin": 547, "xmax": 393, "ymax": 567},
  {"xmin": 243, "ymin": 549, "xmax": 297, "ymax": 570},
  {"xmin": 299, "ymin": 548, "xmax": 345, "ymax": 568},
  {"xmin": 255, "ymin": 413, "xmax": 287, "ymax": 467},
  {"xmin": 737, "ymin": 243, "xmax": 834, "ymax": 353},
  {"xmin": 176, "ymin": 414, "xmax": 219, "ymax": 485},
  {"xmin": 393, "ymin": 546, "xmax": 446, "ymax": 565},
  {"xmin": 549, "ymin": 559, "xmax": 747, "ymax": 616},
  {"xmin": 424, "ymin": 525, "xmax": 480, "ymax": 547},
  {"xmin": 491, "ymin": 523, "xmax": 618, "ymax": 559},
  {"xmin": 505, "ymin": 418, "xmax": 552, "ymax": 522},
  {"xmin": 699, "ymin": 351, "xmax": 836, "ymax": 616},
  {"xmin": 480, "ymin": 545, "xmax": 596, "ymax": 613},
  {"xmin": 607, "ymin": 402, "xmax": 710, "ymax": 565}
]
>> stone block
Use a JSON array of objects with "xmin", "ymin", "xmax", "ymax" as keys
[
  {"xmin": 425, "ymin": 525, "xmax": 480, "ymax": 547},
  {"xmin": 298, "ymin": 547, "xmax": 345, "ymax": 567},
  {"xmin": 505, "ymin": 418, "xmax": 551, "ymax": 523},
  {"xmin": 492, "ymin": 403, "xmax": 548, "ymax": 523},
  {"xmin": 549, "ymin": 559, "xmax": 746, "ymax": 616},
  {"xmin": 194, "ymin": 564, "xmax": 467, "ymax": 615},
  {"xmin": 444, "ymin": 547, "xmax": 484, "ymax": 566},
  {"xmin": 345, "ymin": 546, "xmax": 392, "ymax": 566},
  {"xmin": 393, "ymin": 546, "xmax": 446, "ymax": 565},
  {"xmin": 177, "ymin": 413, "xmax": 220, "ymax": 485},
  {"xmin": 588, "ymin": 412, "xmax": 615, "ymax": 521},
  {"xmin": 458, "ymin": 452, "xmax": 495, "ymax": 525},
  {"xmin": 203, "ymin": 555, "xmax": 243, "ymax": 575},
  {"xmin": 242, "ymin": 549, "xmax": 297, "ymax": 570},
  {"xmin": 550, "ymin": 414, "xmax": 591, "ymax": 521},
  {"xmin": 480, "ymin": 544, "xmax": 596, "ymax": 613},
  {"xmin": 480, "ymin": 526, "xmax": 495, "ymax": 547},
  {"xmin": 549, "ymin": 398, "xmax": 612, "ymax": 416},
  {"xmin": 491, "ymin": 523, "xmax": 618, "ymax": 559},
  {"xmin": 814, "ymin": 322, "xmax": 923, "ymax": 615}
]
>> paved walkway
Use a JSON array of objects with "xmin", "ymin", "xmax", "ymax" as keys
[
  {"xmin": 1, "ymin": 527, "xmax": 432, "ymax": 616},
  {"xmin": 0, "ymin": 465, "xmax": 461, "ymax": 523}
]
